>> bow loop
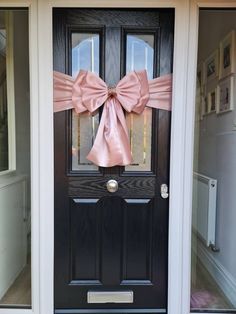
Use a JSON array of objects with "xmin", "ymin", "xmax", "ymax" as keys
[
  {"xmin": 79, "ymin": 70, "xmax": 108, "ymax": 113},
  {"xmin": 116, "ymin": 70, "xmax": 149, "ymax": 113}
]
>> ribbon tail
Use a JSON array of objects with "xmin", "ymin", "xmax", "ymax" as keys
[
  {"xmin": 53, "ymin": 71, "xmax": 75, "ymax": 112},
  {"xmin": 146, "ymin": 74, "xmax": 172, "ymax": 111},
  {"xmin": 87, "ymin": 98, "xmax": 132, "ymax": 167}
]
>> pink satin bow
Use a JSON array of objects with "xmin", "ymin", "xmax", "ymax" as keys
[{"xmin": 54, "ymin": 70, "xmax": 172, "ymax": 167}]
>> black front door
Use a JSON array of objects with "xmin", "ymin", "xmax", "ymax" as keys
[{"xmin": 54, "ymin": 8, "xmax": 174, "ymax": 313}]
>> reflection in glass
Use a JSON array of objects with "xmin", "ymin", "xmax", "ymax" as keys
[
  {"xmin": 126, "ymin": 108, "xmax": 152, "ymax": 172},
  {"xmin": 125, "ymin": 34, "xmax": 154, "ymax": 172},
  {"xmin": 71, "ymin": 33, "xmax": 99, "ymax": 171},
  {"xmin": 126, "ymin": 34, "xmax": 154, "ymax": 80},
  {"xmin": 191, "ymin": 9, "xmax": 236, "ymax": 312},
  {"xmin": 0, "ymin": 21, "xmax": 8, "ymax": 171},
  {"xmin": 0, "ymin": 10, "xmax": 31, "ymax": 307}
]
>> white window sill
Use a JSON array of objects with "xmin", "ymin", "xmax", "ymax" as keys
[
  {"xmin": 0, "ymin": 172, "xmax": 27, "ymax": 189},
  {"xmin": 0, "ymin": 169, "xmax": 16, "ymax": 177}
]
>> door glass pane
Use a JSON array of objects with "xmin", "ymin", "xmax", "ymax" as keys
[
  {"xmin": 0, "ymin": 9, "xmax": 31, "ymax": 308},
  {"xmin": 71, "ymin": 33, "xmax": 99, "ymax": 171},
  {"xmin": 125, "ymin": 34, "xmax": 154, "ymax": 172},
  {"xmin": 191, "ymin": 9, "xmax": 236, "ymax": 312}
]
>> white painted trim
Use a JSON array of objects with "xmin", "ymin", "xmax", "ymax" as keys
[
  {"xmin": 182, "ymin": 4, "xmax": 199, "ymax": 314},
  {"xmin": 29, "ymin": 1, "xmax": 40, "ymax": 314},
  {"xmin": 0, "ymin": 2, "xmax": 38, "ymax": 314},
  {"xmin": 38, "ymin": 2, "xmax": 191, "ymax": 314},
  {"xmin": 37, "ymin": 2, "xmax": 54, "ymax": 314},
  {"xmin": 185, "ymin": 1, "xmax": 236, "ymax": 314},
  {"xmin": 168, "ymin": 2, "xmax": 190, "ymax": 314}
]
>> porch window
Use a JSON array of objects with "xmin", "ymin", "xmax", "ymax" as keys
[
  {"xmin": 191, "ymin": 9, "xmax": 236, "ymax": 312},
  {"xmin": 0, "ymin": 9, "xmax": 31, "ymax": 308}
]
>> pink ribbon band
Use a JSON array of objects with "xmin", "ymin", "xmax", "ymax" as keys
[{"xmin": 53, "ymin": 70, "xmax": 172, "ymax": 167}]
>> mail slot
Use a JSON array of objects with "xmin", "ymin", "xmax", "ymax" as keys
[{"xmin": 87, "ymin": 291, "xmax": 134, "ymax": 303}]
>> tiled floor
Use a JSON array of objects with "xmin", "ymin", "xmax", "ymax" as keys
[
  {"xmin": 0, "ymin": 263, "xmax": 31, "ymax": 306},
  {"xmin": 191, "ymin": 259, "xmax": 233, "ymax": 310},
  {"xmin": 0, "ymin": 256, "xmax": 233, "ymax": 309}
]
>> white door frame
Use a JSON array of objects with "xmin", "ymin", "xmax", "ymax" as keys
[
  {"xmin": 0, "ymin": 1, "xmax": 40, "ymax": 314},
  {"xmin": 183, "ymin": 2, "xmax": 236, "ymax": 314},
  {"xmin": 37, "ymin": 1, "xmax": 190, "ymax": 314},
  {"xmin": 0, "ymin": 1, "xmax": 235, "ymax": 314}
]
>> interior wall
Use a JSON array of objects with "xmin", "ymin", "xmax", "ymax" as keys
[{"xmin": 196, "ymin": 10, "xmax": 236, "ymax": 289}]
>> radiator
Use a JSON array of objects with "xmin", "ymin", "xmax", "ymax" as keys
[{"xmin": 192, "ymin": 172, "xmax": 217, "ymax": 248}]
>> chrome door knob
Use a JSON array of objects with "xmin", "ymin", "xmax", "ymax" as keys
[{"xmin": 106, "ymin": 179, "xmax": 118, "ymax": 193}]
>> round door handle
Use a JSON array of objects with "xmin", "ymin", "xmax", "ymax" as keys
[{"xmin": 106, "ymin": 179, "xmax": 118, "ymax": 193}]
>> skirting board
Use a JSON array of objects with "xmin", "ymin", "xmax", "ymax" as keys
[{"xmin": 195, "ymin": 239, "xmax": 236, "ymax": 308}]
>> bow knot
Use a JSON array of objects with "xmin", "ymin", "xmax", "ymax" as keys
[
  {"xmin": 53, "ymin": 69, "xmax": 172, "ymax": 167},
  {"xmin": 108, "ymin": 86, "xmax": 117, "ymax": 97}
]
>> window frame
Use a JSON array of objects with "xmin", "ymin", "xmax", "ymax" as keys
[
  {"xmin": 37, "ymin": 1, "xmax": 191, "ymax": 314},
  {"xmin": 0, "ymin": 2, "xmax": 39, "ymax": 314},
  {"xmin": 2, "ymin": 1, "xmax": 236, "ymax": 314},
  {"xmin": 186, "ymin": 1, "xmax": 236, "ymax": 314}
]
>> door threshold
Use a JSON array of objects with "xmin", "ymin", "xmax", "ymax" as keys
[{"xmin": 54, "ymin": 309, "xmax": 167, "ymax": 314}]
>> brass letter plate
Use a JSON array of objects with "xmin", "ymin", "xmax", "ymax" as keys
[{"xmin": 87, "ymin": 291, "xmax": 134, "ymax": 303}]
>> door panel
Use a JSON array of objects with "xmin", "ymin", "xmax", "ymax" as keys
[
  {"xmin": 122, "ymin": 199, "xmax": 153, "ymax": 283},
  {"xmin": 54, "ymin": 8, "xmax": 174, "ymax": 313},
  {"xmin": 70, "ymin": 198, "xmax": 101, "ymax": 284}
]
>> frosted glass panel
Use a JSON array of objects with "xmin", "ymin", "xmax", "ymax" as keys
[
  {"xmin": 71, "ymin": 33, "xmax": 99, "ymax": 171},
  {"xmin": 126, "ymin": 108, "xmax": 152, "ymax": 172},
  {"xmin": 72, "ymin": 111, "xmax": 99, "ymax": 171},
  {"xmin": 125, "ymin": 34, "xmax": 154, "ymax": 172},
  {"xmin": 126, "ymin": 34, "xmax": 154, "ymax": 80}
]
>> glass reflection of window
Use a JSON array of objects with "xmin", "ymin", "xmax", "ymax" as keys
[
  {"xmin": 0, "ymin": 23, "xmax": 8, "ymax": 172},
  {"xmin": 71, "ymin": 33, "xmax": 99, "ymax": 171},
  {"xmin": 126, "ymin": 34, "xmax": 154, "ymax": 80},
  {"xmin": 125, "ymin": 34, "xmax": 154, "ymax": 172},
  {"xmin": 72, "ymin": 34, "xmax": 99, "ymax": 77}
]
